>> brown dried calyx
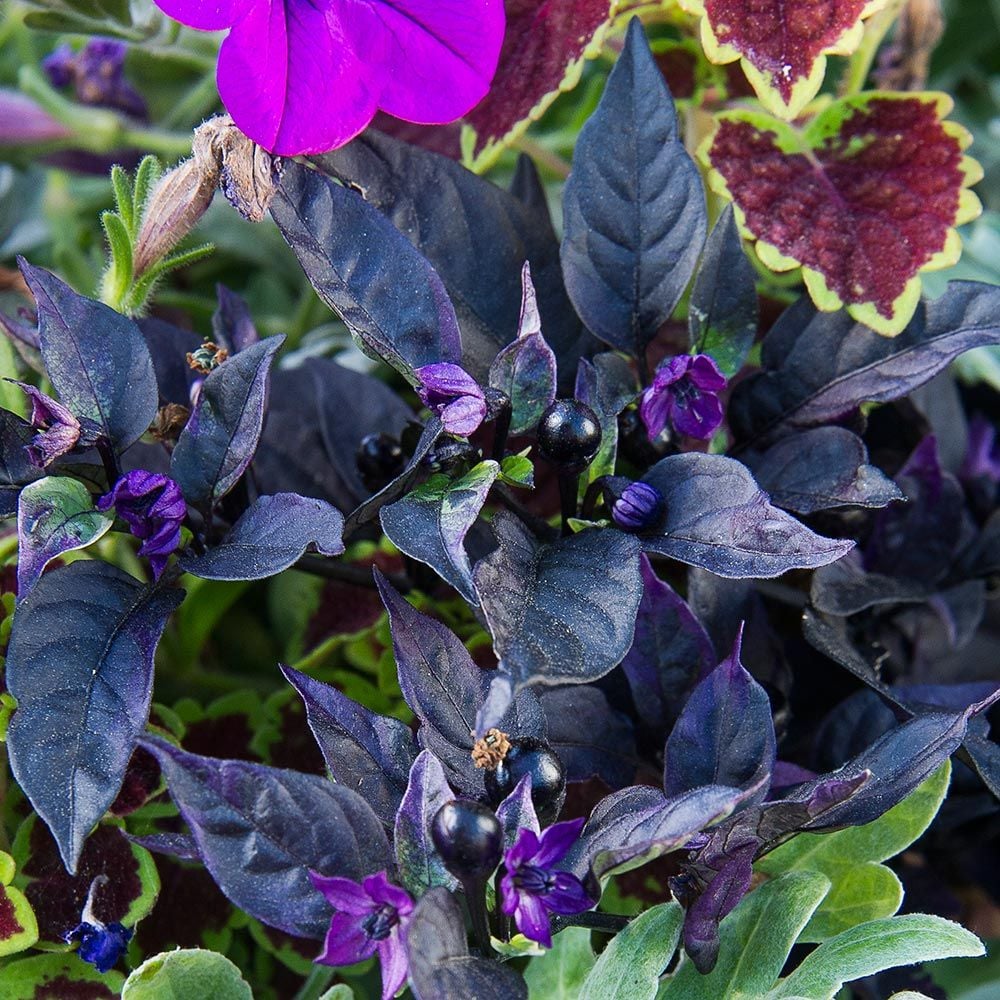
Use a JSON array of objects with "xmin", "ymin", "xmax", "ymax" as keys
[
  {"xmin": 186, "ymin": 341, "xmax": 229, "ymax": 375},
  {"xmin": 149, "ymin": 403, "xmax": 190, "ymax": 443},
  {"xmin": 471, "ymin": 728, "xmax": 511, "ymax": 770}
]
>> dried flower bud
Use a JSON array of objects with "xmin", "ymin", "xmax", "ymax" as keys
[
  {"xmin": 471, "ymin": 728, "xmax": 511, "ymax": 769},
  {"xmin": 186, "ymin": 341, "xmax": 228, "ymax": 375},
  {"xmin": 149, "ymin": 403, "xmax": 191, "ymax": 443}
]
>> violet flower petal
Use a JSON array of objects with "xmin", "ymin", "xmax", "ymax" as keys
[
  {"xmin": 532, "ymin": 817, "xmax": 585, "ymax": 868},
  {"xmin": 310, "ymin": 873, "xmax": 375, "ymax": 915},
  {"xmin": 378, "ymin": 935, "xmax": 409, "ymax": 1000},
  {"xmin": 543, "ymin": 871, "xmax": 593, "ymax": 914},
  {"xmin": 316, "ymin": 912, "xmax": 377, "ymax": 966},
  {"xmin": 514, "ymin": 892, "xmax": 552, "ymax": 948}
]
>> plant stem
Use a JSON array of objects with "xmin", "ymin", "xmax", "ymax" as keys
[
  {"xmin": 291, "ymin": 965, "xmax": 336, "ymax": 1000},
  {"xmin": 558, "ymin": 471, "xmax": 580, "ymax": 536},
  {"xmin": 840, "ymin": 1, "xmax": 905, "ymax": 98},
  {"xmin": 511, "ymin": 135, "xmax": 572, "ymax": 180},
  {"xmin": 294, "ymin": 554, "xmax": 412, "ymax": 592},
  {"xmin": 465, "ymin": 878, "xmax": 493, "ymax": 957}
]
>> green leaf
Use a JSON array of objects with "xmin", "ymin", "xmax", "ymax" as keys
[
  {"xmin": 525, "ymin": 927, "xmax": 596, "ymax": 999},
  {"xmin": 101, "ymin": 210, "xmax": 135, "ymax": 309},
  {"xmin": 0, "ymin": 953, "xmax": 124, "ymax": 998},
  {"xmin": 768, "ymin": 914, "xmax": 984, "ymax": 999},
  {"xmin": 110, "ymin": 165, "xmax": 136, "ymax": 236},
  {"xmin": 579, "ymin": 903, "xmax": 683, "ymax": 1000},
  {"xmin": 500, "ymin": 451, "xmax": 535, "ymax": 489},
  {"xmin": 659, "ymin": 872, "xmax": 830, "ymax": 1000},
  {"xmin": 122, "ymin": 949, "xmax": 253, "ymax": 1000},
  {"xmin": 799, "ymin": 862, "xmax": 903, "ymax": 942},
  {"xmin": 318, "ymin": 988, "xmax": 356, "ymax": 1000}
]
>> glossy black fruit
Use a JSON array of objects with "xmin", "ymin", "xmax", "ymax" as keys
[
  {"xmin": 430, "ymin": 799, "xmax": 503, "ymax": 883},
  {"xmin": 356, "ymin": 433, "xmax": 405, "ymax": 491},
  {"xmin": 484, "ymin": 737, "xmax": 566, "ymax": 825},
  {"xmin": 537, "ymin": 400, "xmax": 602, "ymax": 472}
]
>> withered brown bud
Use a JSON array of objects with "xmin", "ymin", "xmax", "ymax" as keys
[
  {"xmin": 186, "ymin": 341, "xmax": 229, "ymax": 375},
  {"xmin": 149, "ymin": 403, "xmax": 191, "ymax": 443},
  {"xmin": 471, "ymin": 728, "xmax": 511, "ymax": 770},
  {"xmin": 874, "ymin": 0, "xmax": 943, "ymax": 92}
]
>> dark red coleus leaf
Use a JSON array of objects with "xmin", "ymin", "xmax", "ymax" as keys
[
  {"xmin": 464, "ymin": 0, "xmax": 617, "ymax": 167},
  {"xmin": 680, "ymin": 0, "xmax": 880, "ymax": 118},
  {"xmin": 705, "ymin": 93, "xmax": 982, "ymax": 334}
]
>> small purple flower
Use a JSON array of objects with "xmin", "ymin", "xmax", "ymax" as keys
[
  {"xmin": 11, "ymin": 380, "xmax": 82, "ymax": 468},
  {"xmin": 63, "ymin": 876, "xmax": 132, "ymax": 974},
  {"xmin": 97, "ymin": 471, "xmax": 186, "ymax": 578},
  {"xmin": 640, "ymin": 354, "xmax": 727, "ymax": 442},
  {"xmin": 500, "ymin": 818, "xmax": 593, "ymax": 948},
  {"xmin": 310, "ymin": 871, "xmax": 414, "ymax": 1000},
  {"xmin": 152, "ymin": 1, "xmax": 506, "ymax": 156},
  {"xmin": 612, "ymin": 481, "xmax": 665, "ymax": 532},
  {"xmin": 415, "ymin": 363, "xmax": 487, "ymax": 437},
  {"xmin": 43, "ymin": 38, "xmax": 146, "ymax": 119}
]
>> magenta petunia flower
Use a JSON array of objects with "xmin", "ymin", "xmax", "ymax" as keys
[
  {"xmin": 639, "ymin": 354, "xmax": 727, "ymax": 442},
  {"xmin": 152, "ymin": 1, "xmax": 506, "ymax": 155}
]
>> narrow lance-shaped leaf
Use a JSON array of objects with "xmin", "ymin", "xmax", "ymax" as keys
[
  {"xmin": 16, "ymin": 476, "xmax": 113, "ymax": 598},
  {"xmin": 19, "ymin": 261, "xmax": 157, "ymax": 451},
  {"xmin": 688, "ymin": 204, "xmax": 758, "ymax": 377},
  {"xmin": 140, "ymin": 738, "xmax": 390, "ymax": 940},
  {"xmin": 5, "ymin": 561, "xmax": 182, "ymax": 871},
  {"xmin": 179, "ymin": 493, "xmax": 344, "ymax": 581},
  {"xmin": 639, "ymin": 453, "xmax": 853, "ymax": 578},
  {"xmin": 380, "ymin": 461, "xmax": 499, "ymax": 605},
  {"xmin": 561, "ymin": 18, "xmax": 706, "ymax": 358},
  {"xmin": 704, "ymin": 94, "xmax": 982, "ymax": 334},
  {"xmin": 170, "ymin": 336, "xmax": 284, "ymax": 506},
  {"xmin": 271, "ymin": 162, "xmax": 461, "ymax": 378}
]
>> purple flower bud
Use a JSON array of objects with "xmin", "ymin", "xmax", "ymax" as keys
[
  {"xmin": 640, "ymin": 354, "xmax": 727, "ymax": 442},
  {"xmin": 43, "ymin": 38, "xmax": 146, "ymax": 119},
  {"xmin": 0, "ymin": 89, "xmax": 74, "ymax": 145},
  {"xmin": 612, "ymin": 481, "xmax": 665, "ymax": 531},
  {"xmin": 960, "ymin": 415, "xmax": 1000, "ymax": 485},
  {"xmin": 310, "ymin": 871, "xmax": 413, "ymax": 1000},
  {"xmin": 500, "ymin": 818, "xmax": 594, "ymax": 948},
  {"xmin": 97, "ymin": 471, "xmax": 186, "ymax": 579},
  {"xmin": 10, "ymin": 381, "xmax": 82, "ymax": 468},
  {"xmin": 414, "ymin": 363, "xmax": 487, "ymax": 438}
]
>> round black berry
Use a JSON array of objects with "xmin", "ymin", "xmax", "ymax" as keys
[
  {"xmin": 484, "ymin": 737, "xmax": 566, "ymax": 825},
  {"xmin": 537, "ymin": 400, "xmax": 602, "ymax": 472},
  {"xmin": 356, "ymin": 433, "xmax": 405, "ymax": 491},
  {"xmin": 430, "ymin": 799, "xmax": 503, "ymax": 883}
]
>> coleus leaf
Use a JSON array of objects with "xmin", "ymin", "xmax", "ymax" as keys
[
  {"xmin": 663, "ymin": 630, "xmax": 776, "ymax": 803},
  {"xmin": 463, "ymin": 0, "xmax": 620, "ymax": 169},
  {"xmin": 0, "ymin": 953, "xmax": 124, "ymax": 997},
  {"xmin": 729, "ymin": 283, "xmax": 1000, "ymax": 448},
  {"xmin": 620, "ymin": 555, "xmax": 715, "ymax": 743},
  {"xmin": 745, "ymin": 427, "xmax": 903, "ymax": 514},
  {"xmin": 170, "ymin": 337, "xmax": 284, "ymax": 506},
  {"xmin": 488, "ymin": 264, "xmax": 557, "ymax": 434},
  {"xmin": 313, "ymin": 133, "xmax": 585, "ymax": 381},
  {"xmin": 140, "ymin": 737, "xmax": 390, "ymax": 939},
  {"xmin": 688, "ymin": 205, "xmax": 759, "ymax": 378},
  {"xmin": 19, "ymin": 261, "xmax": 158, "ymax": 451},
  {"xmin": 393, "ymin": 751, "xmax": 459, "ymax": 897},
  {"xmin": 271, "ymin": 162, "xmax": 461, "ymax": 378},
  {"xmin": 16, "ymin": 476, "xmax": 113, "ymax": 598},
  {"xmin": 0, "ymin": 410, "xmax": 42, "ymax": 517},
  {"xmin": 638, "ymin": 453, "xmax": 853, "ymax": 577},
  {"xmin": 380, "ymin": 461, "xmax": 499, "ymax": 604},
  {"xmin": 678, "ymin": 0, "xmax": 885, "ymax": 119},
  {"xmin": 562, "ymin": 18, "xmax": 706, "ymax": 358},
  {"xmin": 0, "ymin": 851, "xmax": 38, "ymax": 957},
  {"xmin": 5, "ymin": 561, "xmax": 182, "ymax": 871},
  {"xmin": 474, "ymin": 512, "xmax": 643, "ymax": 693},
  {"xmin": 280, "ymin": 665, "xmax": 417, "ymax": 827},
  {"xmin": 704, "ymin": 93, "xmax": 982, "ymax": 334},
  {"xmin": 405, "ymin": 888, "xmax": 528, "ymax": 1000},
  {"xmin": 178, "ymin": 493, "xmax": 344, "ymax": 581}
]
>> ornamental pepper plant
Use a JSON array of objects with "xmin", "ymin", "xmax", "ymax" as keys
[{"xmin": 0, "ymin": 1, "xmax": 999, "ymax": 998}]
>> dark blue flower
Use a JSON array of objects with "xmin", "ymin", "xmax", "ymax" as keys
[
  {"xmin": 65, "ymin": 920, "xmax": 133, "ymax": 973},
  {"xmin": 612, "ymin": 481, "xmax": 665, "ymax": 531},
  {"xmin": 500, "ymin": 818, "xmax": 593, "ymax": 947},
  {"xmin": 415, "ymin": 363, "xmax": 487, "ymax": 437}
]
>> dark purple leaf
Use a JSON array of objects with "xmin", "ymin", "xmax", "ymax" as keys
[
  {"xmin": 406, "ymin": 887, "xmax": 528, "ymax": 1000},
  {"xmin": 621, "ymin": 555, "xmax": 715, "ymax": 741},
  {"xmin": 394, "ymin": 751, "xmax": 459, "ymax": 896},
  {"xmin": 140, "ymin": 737, "xmax": 390, "ymax": 939},
  {"xmin": 688, "ymin": 205, "xmax": 759, "ymax": 378},
  {"xmin": 125, "ymin": 833, "xmax": 201, "ymax": 862},
  {"xmin": 488, "ymin": 265, "xmax": 557, "ymax": 434},
  {"xmin": 561, "ymin": 19, "xmax": 706, "ymax": 358},
  {"xmin": 575, "ymin": 352, "xmax": 639, "ymax": 482},
  {"xmin": 496, "ymin": 775, "xmax": 539, "ymax": 853},
  {"xmin": 5, "ymin": 561, "xmax": 181, "ymax": 871},
  {"xmin": 170, "ymin": 336, "xmax": 283, "ymax": 506},
  {"xmin": 474, "ymin": 512, "xmax": 643, "ymax": 690},
  {"xmin": 211, "ymin": 285, "xmax": 258, "ymax": 354},
  {"xmin": 746, "ymin": 427, "xmax": 903, "ymax": 514},
  {"xmin": 962, "ymin": 734, "xmax": 1000, "ymax": 799},
  {"xmin": 380, "ymin": 461, "xmax": 499, "ymax": 604},
  {"xmin": 537, "ymin": 686, "xmax": 637, "ymax": 789},
  {"xmin": 19, "ymin": 260, "xmax": 158, "ymax": 452},
  {"xmin": 810, "ymin": 551, "xmax": 930, "ymax": 616},
  {"xmin": 663, "ymin": 631, "xmax": 775, "ymax": 802},
  {"xmin": 178, "ymin": 493, "xmax": 344, "ymax": 581},
  {"xmin": 271, "ymin": 161, "xmax": 461, "ymax": 377},
  {"xmin": 0, "ymin": 409, "xmax": 43, "ymax": 516},
  {"xmin": 640, "ymin": 453, "xmax": 853, "ymax": 577},
  {"xmin": 730, "ymin": 282, "xmax": 1000, "ymax": 448},
  {"xmin": 280, "ymin": 665, "xmax": 416, "ymax": 826},
  {"xmin": 137, "ymin": 317, "xmax": 201, "ymax": 406},
  {"xmin": 313, "ymin": 132, "xmax": 586, "ymax": 381}
]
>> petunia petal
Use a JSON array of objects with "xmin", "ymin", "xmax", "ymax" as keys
[
  {"xmin": 154, "ymin": 0, "xmax": 242, "ymax": 32},
  {"xmin": 543, "ymin": 871, "xmax": 593, "ymax": 915},
  {"xmin": 310, "ymin": 872, "xmax": 375, "ymax": 915},
  {"xmin": 533, "ymin": 817, "xmax": 585, "ymax": 868},
  {"xmin": 688, "ymin": 354, "xmax": 727, "ymax": 392},
  {"xmin": 316, "ymin": 912, "xmax": 377, "ymax": 967},
  {"xmin": 378, "ymin": 934, "xmax": 410, "ymax": 1000},
  {"xmin": 670, "ymin": 392, "xmax": 724, "ymax": 440},
  {"xmin": 515, "ymin": 893, "xmax": 552, "ymax": 948},
  {"xmin": 364, "ymin": 872, "xmax": 414, "ymax": 916}
]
